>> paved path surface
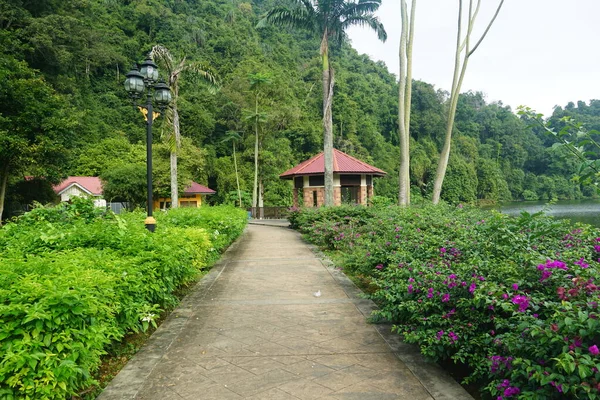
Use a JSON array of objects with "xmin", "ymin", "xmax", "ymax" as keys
[{"xmin": 98, "ymin": 225, "xmax": 472, "ymax": 400}]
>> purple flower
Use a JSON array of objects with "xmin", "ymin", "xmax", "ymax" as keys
[
  {"xmin": 503, "ymin": 387, "xmax": 520, "ymax": 397},
  {"xmin": 407, "ymin": 284, "xmax": 414, "ymax": 294},
  {"xmin": 575, "ymin": 257, "xmax": 589, "ymax": 269},
  {"xmin": 440, "ymin": 247, "xmax": 447, "ymax": 253},
  {"xmin": 436, "ymin": 330, "xmax": 444, "ymax": 340},
  {"xmin": 502, "ymin": 293, "xmax": 509, "ymax": 300},
  {"xmin": 512, "ymin": 283, "xmax": 519, "ymax": 291},
  {"xmin": 540, "ymin": 269, "xmax": 552, "ymax": 282},
  {"xmin": 427, "ymin": 288, "xmax": 434, "ymax": 298},
  {"xmin": 589, "ymin": 345, "xmax": 599, "ymax": 355},
  {"xmin": 375, "ymin": 264, "xmax": 383, "ymax": 270},
  {"xmin": 448, "ymin": 331, "xmax": 458, "ymax": 343},
  {"xmin": 469, "ymin": 282, "xmax": 477, "ymax": 294},
  {"xmin": 512, "ymin": 295, "xmax": 529, "ymax": 312},
  {"xmin": 408, "ymin": 277, "xmax": 415, "ymax": 283},
  {"xmin": 441, "ymin": 293, "xmax": 450, "ymax": 302},
  {"xmin": 550, "ymin": 381, "xmax": 563, "ymax": 393}
]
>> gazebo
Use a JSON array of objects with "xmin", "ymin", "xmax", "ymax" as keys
[{"xmin": 280, "ymin": 149, "xmax": 386, "ymax": 207}]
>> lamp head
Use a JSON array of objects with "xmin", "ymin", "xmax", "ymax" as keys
[
  {"xmin": 124, "ymin": 65, "xmax": 145, "ymax": 99},
  {"xmin": 139, "ymin": 56, "xmax": 159, "ymax": 84}
]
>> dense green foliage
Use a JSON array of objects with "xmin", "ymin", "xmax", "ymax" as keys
[
  {"xmin": 0, "ymin": 198, "xmax": 247, "ymax": 399},
  {"xmin": 291, "ymin": 205, "xmax": 600, "ymax": 399},
  {"xmin": 1, "ymin": 0, "xmax": 598, "ymax": 218}
]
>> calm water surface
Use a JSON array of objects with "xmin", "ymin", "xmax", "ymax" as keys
[{"xmin": 486, "ymin": 199, "xmax": 600, "ymax": 227}]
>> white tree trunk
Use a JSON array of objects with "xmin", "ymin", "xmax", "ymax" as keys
[
  {"xmin": 322, "ymin": 33, "xmax": 334, "ymax": 207},
  {"xmin": 0, "ymin": 164, "xmax": 9, "ymax": 224},
  {"xmin": 233, "ymin": 143, "xmax": 242, "ymax": 208},
  {"xmin": 398, "ymin": 0, "xmax": 409, "ymax": 206},
  {"xmin": 432, "ymin": 0, "xmax": 504, "ymax": 204},
  {"xmin": 252, "ymin": 96, "xmax": 259, "ymax": 210},
  {"xmin": 258, "ymin": 178, "xmax": 264, "ymax": 219},
  {"xmin": 170, "ymin": 106, "xmax": 181, "ymax": 208}
]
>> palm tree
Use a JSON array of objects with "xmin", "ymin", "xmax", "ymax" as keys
[
  {"xmin": 244, "ymin": 73, "xmax": 271, "ymax": 214},
  {"xmin": 150, "ymin": 45, "xmax": 216, "ymax": 208},
  {"xmin": 258, "ymin": 0, "xmax": 386, "ymax": 206},
  {"xmin": 221, "ymin": 130, "xmax": 243, "ymax": 207}
]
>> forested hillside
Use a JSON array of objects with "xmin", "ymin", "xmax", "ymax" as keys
[{"xmin": 1, "ymin": 0, "xmax": 597, "ymax": 218}]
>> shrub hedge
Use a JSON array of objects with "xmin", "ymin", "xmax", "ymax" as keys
[
  {"xmin": 290, "ymin": 204, "xmax": 600, "ymax": 399},
  {"xmin": 0, "ymin": 199, "xmax": 247, "ymax": 399}
]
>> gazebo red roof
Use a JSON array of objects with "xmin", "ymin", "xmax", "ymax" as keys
[
  {"xmin": 280, "ymin": 149, "xmax": 386, "ymax": 179},
  {"xmin": 184, "ymin": 182, "xmax": 215, "ymax": 195}
]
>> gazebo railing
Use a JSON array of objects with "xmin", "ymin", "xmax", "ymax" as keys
[{"xmin": 248, "ymin": 207, "xmax": 289, "ymax": 219}]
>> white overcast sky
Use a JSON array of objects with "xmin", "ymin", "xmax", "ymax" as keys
[{"xmin": 347, "ymin": 0, "xmax": 600, "ymax": 116}]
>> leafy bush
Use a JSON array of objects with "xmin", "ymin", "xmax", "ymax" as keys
[
  {"xmin": 0, "ymin": 199, "xmax": 246, "ymax": 399},
  {"xmin": 292, "ymin": 204, "xmax": 600, "ymax": 399}
]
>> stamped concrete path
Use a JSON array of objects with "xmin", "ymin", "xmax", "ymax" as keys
[{"xmin": 98, "ymin": 223, "xmax": 472, "ymax": 400}]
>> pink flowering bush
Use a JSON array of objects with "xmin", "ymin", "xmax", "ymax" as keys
[{"xmin": 293, "ymin": 204, "xmax": 600, "ymax": 399}]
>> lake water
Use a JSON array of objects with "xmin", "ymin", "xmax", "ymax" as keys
[{"xmin": 486, "ymin": 199, "xmax": 600, "ymax": 227}]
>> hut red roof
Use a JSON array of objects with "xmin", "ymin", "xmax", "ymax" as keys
[
  {"xmin": 53, "ymin": 177, "xmax": 103, "ymax": 196},
  {"xmin": 280, "ymin": 149, "xmax": 386, "ymax": 179},
  {"xmin": 184, "ymin": 182, "xmax": 216, "ymax": 195}
]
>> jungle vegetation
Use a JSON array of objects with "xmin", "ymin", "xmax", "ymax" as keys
[{"xmin": 1, "ymin": 0, "xmax": 599, "ymax": 220}]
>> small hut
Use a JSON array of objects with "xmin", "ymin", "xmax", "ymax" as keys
[{"xmin": 280, "ymin": 149, "xmax": 386, "ymax": 207}]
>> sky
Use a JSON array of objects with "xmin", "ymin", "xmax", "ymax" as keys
[{"xmin": 347, "ymin": 0, "xmax": 600, "ymax": 116}]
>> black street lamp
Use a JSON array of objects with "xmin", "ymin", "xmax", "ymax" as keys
[{"xmin": 124, "ymin": 55, "xmax": 172, "ymax": 232}]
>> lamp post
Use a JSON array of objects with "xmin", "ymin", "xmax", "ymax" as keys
[{"xmin": 124, "ymin": 56, "xmax": 172, "ymax": 232}]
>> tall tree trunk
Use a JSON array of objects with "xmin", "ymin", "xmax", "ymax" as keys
[
  {"xmin": 0, "ymin": 163, "xmax": 9, "ymax": 224},
  {"xmin": 431, "ymin": 0, "xmax": 504, "ymax": 204},
  {"xmin": 404, "ymin": 0, "xmax": 416, "ymax": 204},
  {"xmin": 322, "ymin": 32, "xmax": 334, "ymax": 206},
  {"xmin": 258, "ymin": 178, "xmax": 264, "ymax": 219},
  {"xmin": 252, "ymin": 95, "xmax": 259, "ymax": 210},
  {"xmin": 233, "ymin": 143, "xmax": 242, "ymax": 208},
  {"xmin": 398, "ymin": 0, "xmax": 409, "ymax": 206},
  {"xmin": 170, "ymin": 106, "xmax": 181, "ymax": 208}
]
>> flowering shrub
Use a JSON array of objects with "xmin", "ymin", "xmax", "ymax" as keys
[
  {"xmin": 293, "ymin": 204, "xmax": 600, "ymax": 399},
  {"xmin": 0, "ymin": 199, "xmax": 247, "ymax": 399}
]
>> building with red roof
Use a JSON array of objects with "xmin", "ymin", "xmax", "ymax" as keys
[
  {"xmin": 154, "ymin": 182, "xmax": 216, "ymax": 210},
  {"xmin": 53, "ymin": 177, "xmax": 215, "ymax": 210},
  {"xmin": 53, "ymin": 176, "xmax": 106, "ymax": 208},
  {"xmin": 280, "ymin": 149, "xmax": 386, "ymax": 207}
]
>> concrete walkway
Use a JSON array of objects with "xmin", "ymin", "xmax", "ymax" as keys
[{"xmin": 98, "ymin": 225, "xmax": 472, "ymax": 400}]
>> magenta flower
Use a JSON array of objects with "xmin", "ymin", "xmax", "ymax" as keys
[
  {"xmin": 375, "ymin": 264, "xmax": 383, "ymax": 270},
  {"xmin": 589, "ymin": 345, "xmax": 599, "ymax": 355},
  {"xmin": 440, "ymin": 247, "xmax": 447, "ymax": 253},
  {"xmin": 427, "ymin": 288, "xmax": 434, "ymax": 298},
  {"xmin": 575, "ymin": 257, "xmax": 589, "ymax": 269},
  {"xmin": 503, "ymin": 387, "xmax": 520, "ymax": 397},
  {"xmin": 441, "ymin": 293, "xmax": 450, "ymax": 302},
  {"xmin": 407, "ymin": 284, "xmax": 414, "ymax": 294},
  {"xmin": 469, "ymin": 282, "xmax": 477, "ymax": 294},
  {"xmin": 448, "ymin": 331, "xmax": 458, "ymax": 343},
  {"xmin": 512, "ymin": 283, "xmax": 519, "ymax": 291},
  {"xmin": 512, "ymin": 295, "xmax": 529, "ymax": 312}
]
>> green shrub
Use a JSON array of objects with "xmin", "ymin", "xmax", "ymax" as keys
[{"xmin": 0, "ymin": 200, "xmax": 246, "ymax": 399}]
